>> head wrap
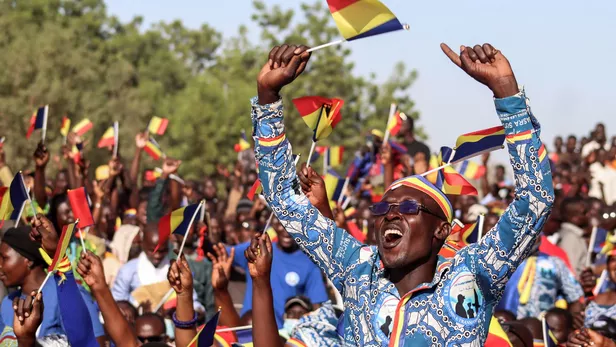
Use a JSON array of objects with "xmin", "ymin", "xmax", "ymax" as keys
[
  {"xmin": 1, "ymin": 227, "xmax": 46, "ymax": 267},
  {"xmin": 386, "ymin": 175, "xmax": 453, "ymax": 223}
]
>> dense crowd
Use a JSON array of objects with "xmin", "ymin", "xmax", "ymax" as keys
[{"xmin": 1, "ymin": 41, "xmax": 616, "ymax": 347}]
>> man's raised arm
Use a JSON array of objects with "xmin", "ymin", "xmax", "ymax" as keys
[
  {"xmin": 251, "ymin": 44, "xmax": 363, "ymax": 292},
  {"xmin": 442, "ymin": 43, "xmax": 555, "ymax": 297}
]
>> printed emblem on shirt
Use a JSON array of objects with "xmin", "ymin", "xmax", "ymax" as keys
[
  {"xmin": 374, "ymin": 296, "xmax": 399, "ymax": 340},
  {"xmin": 444, "ymin": 269, "xmax": 483, "ymax": 324},
  {"xmin": 285, "ymin": 271, "xmax": 300, "ymax": 287}
]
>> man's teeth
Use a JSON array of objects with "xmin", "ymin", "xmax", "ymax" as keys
[{"xmin": 384, "ymin": 229, "xmax": 403, "ymax": 238}]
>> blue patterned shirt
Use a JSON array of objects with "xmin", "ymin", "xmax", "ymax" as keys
[{"xmin": 251, "ymin": 90, "xmax": 554, "ymax": 346}]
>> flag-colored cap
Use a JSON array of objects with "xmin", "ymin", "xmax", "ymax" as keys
[{"xmin": 387, "ymin": 175, "xmax": 453, "ymax": 223}]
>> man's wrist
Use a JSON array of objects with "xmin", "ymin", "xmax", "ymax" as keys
[
  {"xmin": 252, "ymin": 276, "xmax": 271, "ymax": 287},
  {"xmin": 178, "ymin": 290, "xmax": 194, "ymax": 299},
  {"xmin": 489, "ymin": 76, "xmax": 519, "ymax": 99},
  {"xmin": 257, "ymin": 86, "xmax": 280, "ymax": 105}
]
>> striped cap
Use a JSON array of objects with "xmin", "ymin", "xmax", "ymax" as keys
[{"xmin": 387, "ymin": 175, "xmax": 453, "ymax": 222}]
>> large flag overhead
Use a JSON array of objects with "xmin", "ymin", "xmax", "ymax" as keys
[
  {"xmin": 0, "ymin": 172, "xmax": 29, "ymax": 224},
  {"xmin": 26, "ymin": 106, "xmax": 48, "ymax": 139},
  {"xmin": 148, "ymin": 116, "xmax": 169, "ymax": 135},
  {"xmin": 72, "ymin": 119, "xmax": 93, "ymax": 136},
  {"xmin": 292, "ymin": 96, "xmax": 344, "ymax": 142},
  {"xmin": 452, "ymin": 126, "xmax": 505, "ymax": 163},
  {"xmin": 97, "ymin": 126, "xmax": 115, "ymax": 148},
  {"xmin": 326, "ymin": 0, "xmax": 407, "ymax": 41}
]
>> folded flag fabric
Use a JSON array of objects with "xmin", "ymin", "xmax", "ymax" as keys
[
  {"xmin": 459, "ymin": 160, "xmax": 486, "ymax": 180},
  {"xmin": 326, "ymin": 0, "xmax": 407, "ymax": 41},
  {"xmin": 0, "ymin": 172, "xmax": 29, "ymax": 224},
  {"xmin": 97, "ymin": 126, "xmax": 115, "ymax": 148},
  {"xmin": 234, "ymin": 130, "xmax": 251, "ymax": 152},
  {"xmin": 144, "ymin": 138, "xmax": 163, "ymax": 160},
  {"xmin": 60, "ymin": 117, "xmax": 71, "ymax": 137},
  {"xmin": 148, "ymin": 116, "xmax": 169, "ymax": 136},
  {"xmin": 47, "ymin": 221, "xmax": 77, "ymax": 274},
  {"xmin": 26, "ymin": 106, "xmax": 48, "ymax": 139},
  {"xmin": 324, "ymin": 169, "xmax": 345, "ymax": 202},
  {"xmin": 325, "ymin": 146, "xmax": 344, "ymax": 168},
  {"xmin": 67, "ymin": 187, "xmax": 94, "ymax": 228},
  {"xmin": 247, "ymin": 179, "xmax": 262, "ymax": 201},
  {"xmin": 437, "ymin": 165, "xmax": 478, "ymax": 196},
  {"xmin": 72, "ymin": 119, "xmax": 93, "ymax": 136},
  {"xmin": 156, "ymin": 203, "xmax": 201, "ymax": 251},
  {"xmin": 387, "ymin": 110, "xmax": 406, "ymax": 137},
  {"xmin": 452, "ymin": 126, "xmax": 506, "ymax": 163},
  {"xmin": 292, "ymin": 96, "xmax": 344, "ymax": 142},
  {"xmin": 187, "ymin": 310, "xmax": 220, "ymax": 347}
]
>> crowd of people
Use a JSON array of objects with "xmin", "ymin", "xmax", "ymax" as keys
[{"xmin": 0, "ymin": 41, "xmax": 616, "ymax": 347}]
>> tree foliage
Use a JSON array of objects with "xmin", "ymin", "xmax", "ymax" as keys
[{"xmin": 0, "ymin": 0, "xmax": 420, "ymax": 179}]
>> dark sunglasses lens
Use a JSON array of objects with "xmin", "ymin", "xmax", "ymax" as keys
[
  {"xmin": 399, "ymin": 200, "xmax": 420, "ymax": 214},
  {"xmin": 370, "ymin": 202, "xmax": 390, "ymax": 215}
]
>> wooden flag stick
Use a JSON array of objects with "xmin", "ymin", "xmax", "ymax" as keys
[
  {"xmin": 37, "ymin": 271, "xmax": 53, "ymax": 295},
  {"xmin": 112, "ymin": 121, "xmax": 119, "ymax": 158},
  {"xmin": 177, "ymin": 201, "xmax": 204, "ymax": 260},
  {"xmin": 79, "ymin": 225, "xmax": 88, "ymax": 255},
  {"xmin": 306, "ymin": 141, "xmax": 317, "ymax": 168},
  {"xmin": 382, "ymin": 103, "xmax": 397, "ymax": 144},
  {"xmin": 41, "ymin": 105, "xmax": 49, "ymax": 145},
  {"xmin": 477, "ymin": 214, "xmax": 485, "ymax": 241},
  {"xmin": 306, "ymin": 39, "xmax": 346, "ymax": 53},
  {"xmin": 153, "ymin": 288, "xmax": 175, "ymax": 313},
  {"xmin": 337, "ymin": 177, "xmax": 350, "ymax": 205}
]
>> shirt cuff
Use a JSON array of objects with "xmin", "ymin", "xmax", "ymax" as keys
[
  {"xmin": 494, "ymin": 88, "xmax": 535, "ymax": 135},
  {"xmin": 250, "ymin": 96, "xmax": 283, "ymax": 120}
]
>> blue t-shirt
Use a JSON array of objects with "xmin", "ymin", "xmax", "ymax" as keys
[
  {"xmin": 1, "ymin": 273, "xmax": 105, "ymax": 339},
  {"xmin": 229, "ymin": 241, "xmax": 328, "ymax": 328}
]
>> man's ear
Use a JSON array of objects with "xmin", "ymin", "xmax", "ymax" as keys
[
  {"xmin": 434, "ymin": 221, "xmax": 451, "ymax": 242},
  {"xmin": 26, "ymin": 259, "xmax": 34, "ymax": 270}
]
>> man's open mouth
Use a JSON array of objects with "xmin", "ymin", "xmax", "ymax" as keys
[{"xmin": 382, "ymin": 227, "xmax": 404, "ymax": 249}]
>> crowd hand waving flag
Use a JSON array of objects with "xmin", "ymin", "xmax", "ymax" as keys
[
  {"xmin": 144, "ymin": 137, "xmax": 164, "ymax": 160},
  {"xmin": 26, "ymin": 105, "xmax": 49, "ymax": 141},
  {"xmin": 72, "ymin": 119, "xmax": 93, "ymax": 136},
  {"xmin": 451, "ymin": 125, "xmax": 505, "ymax": 163},
  {"xmin": 293, "ymin": 96, "xmax": 344, "ymax": 142},
  {"xmin": 39, "ymin": 220, "xmax": 78, "ymax": 287},
  {"xmin": 97, "ymin": 126, "xmax": 116, "ymax": 148},
  {"xmin": 155, "ymin": 202, "xmax": 203, "ymax": 258},
  {"xmin": 148, "ymin": 116, "xmax": 169, "ymax": 135},
  {"xmin": 234, "ymin": 130, "xmax": 251, "ymax": 152},
  {"xmin": 0, "ymin": 172, "xmax": 29, "ymax": 227}
]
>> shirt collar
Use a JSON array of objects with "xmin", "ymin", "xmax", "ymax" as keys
[{"xmin": 379, "ymin": 256, "xmax": 453, "ymax": 298}]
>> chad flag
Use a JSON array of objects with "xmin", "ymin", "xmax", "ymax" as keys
[
  {"xmin": 387, "ymin": 111, "xmax": 405, "ymax": 137},
  {"xmin": 326, "ymin": 0, "xmax": 407, "ymax": 41},
  {"xmin": 247, "ymin": 179, "xmax": 262, "ymax": 201},
  {"xmin": 67, "ymin": 187, "xmax": 94, "ymax": 228},
  {"xmin": 26, "ymin": 106, "xmax": 48, "ymax": 139},
  {"xmin": 326, "ymin": 146, "xmax": 344, "ymax": 168},
  {"xmin": 97, "ymin": 126, "xmax": 115, "ymax": 148},
  {"xmin": 60, "ymin": 117, "xmax": 71, "ymax": 137},
  {"xmin": 156, "ymin": 203, "xmax": 202, "ymax": 251},
  {"xmin": 452, "ymin": 126, "xmax": 505, "ymax": 163},
  {"xmin": 292, "ymin": 96, "xmax": 344, "ymax": 142},
  {"xmin": 485, "ymin": 317, "xmax": 513, "ymax": 346},
  {"xmin": 72, "ymin": 119, "xmax": 93, "ymax": 136},
  {"xmin": 324, "ymin": 169, "xmax": 345, "ymax": 202},
  {"xmin": 48, "ymin": 221, "xmax": 77, "ymax": 274},
  {"xmin": 144, "ymin": 138, "xmax": 163, "ymax": 160},
  {"xmin": 459, "ymin": 160, "xmax": 486, "ymax": 180},
  {"xmin": 148, "ymin": 116, "xmax": 169, "ymax": 136},
  {"xmin": 187, "ymin": 310, "xmax": 220, "ymax": 347},
  {"xmin": 438, "ymin": 165, "xmax": 478, "ymax": 196},
  {"xmin": 234, "ymin": 131, "xmax": 251, "ymax": 152},
  {"xmin": 0, "ymin": 172, "xmax": 29, "ymax": 224}
]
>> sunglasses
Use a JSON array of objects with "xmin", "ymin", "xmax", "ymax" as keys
[
  {"xmin": 603, "ymin": 212, "xmax": 616, "ymax": 220},
  {"xmin": 138, "ymin": 336, "xmax": 164, "ymax": 343},
  {"xmin": 369, "ymin": 200, "xmax": 446, "ymax": 221}
]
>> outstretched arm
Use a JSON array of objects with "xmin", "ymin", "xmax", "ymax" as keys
[
  {"xmin": 442, "ymin": 43, "xmax": 554, "ymax": 298},
  {"xmin": 252, "ymin": 44, "xmax": 364, "ymax": 293}
]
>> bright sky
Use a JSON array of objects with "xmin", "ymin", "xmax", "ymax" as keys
[{"xmin": 106, "ymin": 0, "xmax": 616, "ymax": 162}]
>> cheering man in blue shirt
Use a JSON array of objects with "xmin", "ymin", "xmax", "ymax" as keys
[{"xmin": 251, "ymin": 42, "xmax": 554, "ymax": 346}]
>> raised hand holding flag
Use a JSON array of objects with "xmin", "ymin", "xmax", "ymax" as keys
[{"xmin": 26, "ymin": 106, "xmax": 49, "ymax": 143}]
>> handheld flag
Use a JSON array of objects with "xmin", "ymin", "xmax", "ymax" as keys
[
  {"xmin": 485, "ymin": 317, "xmax": 513, "ymax": 346},
  {"xmin": 326, "ymin": 146, "xmax": 344, "ymax": 168},
  {"xmin": 459, "ymin": 160, "xmax": 486, "ymax": 180},
  {"xmin": 144, "ymin": 169, "xmax": 161, "ymax": 183},
  {"xmin": 387, "ymin": 110, "xmax": 405, "ymax": 137},
  {"xmin": 247, "ymin": 179, "xmax": 263, "ymax": 201},
  {"xmin": 37, "ymin": 220, "xmax": 79, "ymax": 291},
  {"xmin": 148, "ymin": 116, "xmax": 169, "ymax": 136},
  {"xmin": 452, "ymin": 126, "xmax": 506, "ymax": 163},
  {"xmin": 309, "ymin": 146, "xmax": 328, "ymax": 164},
  {"xmin": 97, "ymin": 126, "xmax": 115, "ymax": 148},
  {"xmin": 308, "ymin": 0, "xmax": 409, "ymax": 52},
  {"xmin": 60, "ymin": 117, "xmax": 71, "ymax": 138},
  {"xmin": 72, "ymin": 119, "xmax": 93, "ymax": 136},
  {"xmin": 541, "ymin": 316, "xmax": 559, "ymax": 347},
  {"xmin": 324, "ymin": 169, "xmax": 345, "ymax": 202},
  {"xmin": 26, "ymin": 106, "xmax": 49, "ymax": 141},
  {"xmin": 437, "ymin": 165, "xmax": 478, "ymax": 196},
  {"xmin": 113, "ymin": 121, "xmax": 119, "ymax": 157},
  {"xmin": 234, "ymin": 130, "xmax": 251, "ymax": 152},
  {"xmin": 293, "ymin": 96, "xmax": 344, "ymax": 142},
  {"xmin": 0, "ymin": 172, "xmax": 30, "ymax": 226},
  {"xmin": 67, "ymin": 188, "xmax": 94, "ymax": 228},
  {"xmin": 144, "ymin": 138, "xmax": 164, "ymax": 160},
  {"xmin": 187, "ymin": 310, "xmax": 220, "ymax": 347},
  {"xmin": 156, "ymin": 202, "xmax": 203, "ymax": 258}
]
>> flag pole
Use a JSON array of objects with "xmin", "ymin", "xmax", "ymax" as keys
[
  {"xmin": 306, "ymin": 39, "xmax": 346, "ymax": 53},
  {"xmin": 383, "ymin": 103, "xmax": 397, "ymax": 144},
  {"xmin": 41, "ymin": 105, "xmax": 49, "ymax": 145},
  {"xmin": 113, "ymin": 121, "xmax": 119, "ymax": 158},
  {"xmin": 262, "ymin": 213, "xmax": 274, "ymax": 234},
  {"xmin": 586, "ymin": 226, "xmax": 598, "ymax": 267},
  {"xmin": 420, "ymin": 162, "xmax": 453, "ymax": 178},
  {"xmin": 306, "ymin": 141, "xmax": 317, "ymax": 168},
  {"xmin": 337, "ymin": 177, "xmax": 350, "ymax": 205},
  {"xmin": 323, "ymin": 148, "xmax": 329, "ymax": 176},
  {"xmin": 477, "ymin": 214, "xmax": 485, "ymax": 241},
  {"xmin": 21, "ymin": 173, "xmax": 38, "ymax": 224},
  {"xmin": 153, "ymin": 288, "xmax": 175, "ymax": 313},
  {"xmin": 79, "ymin": 228, "xmax": 87, "ymax": 255},
  {"xmin": 177, "ymin": 201, "xmax": 204, "ymax": 259},
  {"xmin": 37, "ymin": 271, "xmax": 53, "ymax": 295}
]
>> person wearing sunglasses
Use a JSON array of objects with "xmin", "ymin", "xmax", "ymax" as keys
[
  {"xmin": 251, "ymin": 42, "xmax": 553, "ymax": 346},
  {"xmin": 135, "ymin": 313, "xmax": 168, "ymax": 345}
]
